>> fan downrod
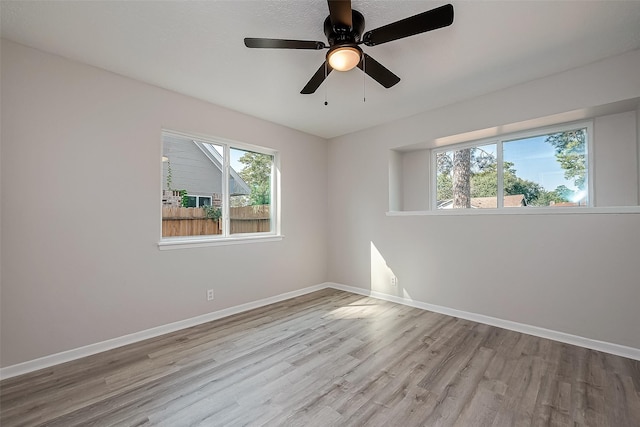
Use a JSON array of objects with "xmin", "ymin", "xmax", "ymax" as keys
[{"xmin": 323, "ymin": 10, "xmax": 365, "ymax": 46}]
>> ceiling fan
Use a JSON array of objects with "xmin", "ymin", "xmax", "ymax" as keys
[{"xmin": 244, "ymin": 1, "xmax": 454, "ymax": 94}]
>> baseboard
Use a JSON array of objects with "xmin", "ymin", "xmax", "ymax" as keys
[
  {"xmin": 4, "ymin": 281, "xmax": 638, "ymax": 379},
  {"xmin": 0, "ymin": 283, "xmax": 327, "ymax": 380},
  {"xmin": 326, "ymin": 282, "xmax": 640, "ymax": 362}
]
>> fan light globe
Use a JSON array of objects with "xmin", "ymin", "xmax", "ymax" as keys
[{"xmin": 327, "ymin": 46, "xmax": 362, "ymax": 71}]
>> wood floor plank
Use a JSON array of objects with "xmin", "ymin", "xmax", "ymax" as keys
[
  {"xmin": 453, "ymin": 385, "xmax": 503, "ymax": 427},
  {"xmin": 529, "ymin": 342, "xmax": 562, "ymax": 426},
  {"xmin": 2, "ymin": 288, "xmax": 639, "ymax": 426}
]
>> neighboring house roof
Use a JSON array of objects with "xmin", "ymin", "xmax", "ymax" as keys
[
  {"xmin": 549, "ymin": 201, "xmax": 586, "ymax": 207},
  {"xmin": 474, "ymin": 194, "xmax": 526, "ymax": 208},
  {"xmin": 163, "ymin": 132, "xmax": 252, "ymax": 198},
  {"xmin": 437, "ymin": 194, "xmax": 527, "ymax": 209},
  {"xmin": 193, "ymin": 141, "xmax": 251, "ymax": 196}
]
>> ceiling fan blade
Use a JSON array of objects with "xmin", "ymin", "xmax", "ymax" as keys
[
  {"xmin": 362, "ymin": 3, "xmax": 453, "ymax": 46},
  {"xmin": 301, "ymin": 62, "xmax": 333, "ymax": 94},
  {"xmin": 357, "ymin": 54, "xmax": 400, "ymax": 88},
  {"xmin": 327, "ymin": 0, "xmax": 352, "ymax": 28},
  {"xmin": 244, "ymin": 38, "xmax": 326, "ymax": 50}
]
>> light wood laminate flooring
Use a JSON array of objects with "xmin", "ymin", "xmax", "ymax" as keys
[{"xmin": 1, "ymin": 289, "xmax": 639, "ymax": 426}]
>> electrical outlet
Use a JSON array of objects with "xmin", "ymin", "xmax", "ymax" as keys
[
  {"xmin": 207, "ymin": 289, "xmax": 214, "ymax": 301},
  {"xmin": 391, "ymin": 276, "xmax": 398, "ymax": 287}
]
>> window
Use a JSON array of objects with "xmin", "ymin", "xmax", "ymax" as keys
[
  {"xmin": 433, "ymin": 123, "xmax": 591, "ymax": 209},
  {"xmin": 184, "ymin": 195, "xmax": 212, "ymax": 208},
  {"xmin": 161, "ymin": 131, "xmax": 278, "ymax": 240}
]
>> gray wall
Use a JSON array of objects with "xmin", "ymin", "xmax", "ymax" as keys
[
  {"xmin": 0, "ymin": 40, "xmax": 328, "ymax": 367},
  {"xmin": 327, "ymin": 49, "xmax": 640, "ymax": 350},
  {"xmin": 593, "ymin": 111, "xmax": 639, "ymax": 207},
  {"xmin": 162, "ymin": 136, "xmax": 224, "ymax": 197}
]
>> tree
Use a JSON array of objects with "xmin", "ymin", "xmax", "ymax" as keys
[
  {"xmin": 436, "ymin": 152, "xmax": 453, "ymax": 175},
  {"xmin": 437, "ymin": 147, "xmax": 496, "ymax": 204},
  {"xmin": 470, "ymin": 168, "xmax": 497, "ymax": 198},
  {"xmin": 237, "ymin": 152, "xmax": 272, "ymax": 206},
  {"xmin": 532, "ymin": 185, "xmax": 574, "ymax": 206},
  {"xmin": 501, "ymin": 162, "xmax": 543, "ymax": 204},
  {"xmin": 469, "ymin": 162, "xmax": 545, "ymax": 205},
  {"xmin": 436, "ymin": 152, "xmax": 454, "ymax": 201},
  {"xmin": 452, "ymin": 149, "xmax": 471, "ymax": 208},
  {"xmin": 554, "ymin": 185, "xmax": 573, "ymax": 200},
  {"xmin": 545, "ymin": 129, "xmax": 587, "ymax": 189},
  {"xmin": 504, "ymin": 174, "xmax": 544, "ymax": 205},
  {"xmin": 436, "ymin": 173, "xmax": 453, "ymax": 200}
]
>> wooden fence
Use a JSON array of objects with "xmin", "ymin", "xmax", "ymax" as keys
[
  {"xmin": 228, "ymin": 205, "xmax": 271, "ymax": 234},
  {"xmin": 162, "ymin": 205, "xmax": 270, "ymax": 237}
]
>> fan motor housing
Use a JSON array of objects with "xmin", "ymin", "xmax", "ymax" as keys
[{"xmin": 323, "ymin": 10, "xmax": 365, "ymax": 46}]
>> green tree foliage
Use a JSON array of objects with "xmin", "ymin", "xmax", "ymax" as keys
[
  {"xmin": 554, "ymin": 185, "xmax": 574, "ymax": 200},
  {"xmin": 202, "ymin": 205, "xmax": 222, "ymax": 221},
  {"xmin": 470, "ymin": 167, "xmax": 497, "ymax": 198},
  {"xmin": 179, "ymin": 189, "xmax": 189, "ymax": 207},
  {"xmin": 469, "ymin": 162, "xmax": 544, "ymax": 204},
  {"xmin": 437, "ymin": 148, "xmax": 496, "ymax": 202},
  {"xmin": 166, "ymin": 161, "xmax": 173, "ymax": 190},
  {"xmin": 238, "ymin": 152, "xmax": 273, "ymax": 206},
  {"xmin": 545, "ymin": 129, "xmax": 587, "ymax": 189},
  {"xmin": 439, "ymin": 155, "xmax": 572, "ymax": 206},
  {"xmin": 437, "ymin": 148, "xmax": 496, "ymax": 176},
  {"xmin": 535, "ymin": 186, "xmax": 572, "ymax": 206},
  {"xmin": 436, "ymin": 152, "xmax": 456, "ymax": 201},
  {"xmin": 437, "ymin": 173, "xmax": 453, "ymax": 200},
  {"xmin": 502, "ymin": 162, "xmax": 544, "ymax": 204}
]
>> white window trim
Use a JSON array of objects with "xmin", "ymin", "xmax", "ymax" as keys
[
  {"xmin": 184, "ymin": 194, "xmax": 212, "ymax": 207},
  {"xmin": 430, "ymin": 120, "xmax": 594, "ymax": 211},
  {"xmin": 158, "ymin": 130, "xmax": 281, "ymax": 249},
  {"xmin": 158, "ymin": 234, "xmax": 284, "ymax": 250}
]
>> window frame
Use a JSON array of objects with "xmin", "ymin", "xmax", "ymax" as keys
[
  {"xmin": 184, "ymin": 195, "xmax": 212, "ymax": 208},
  {"xmin": 430, "ymin": 120, "xmax": 594, "ymax": 210},
  {"xmin": 158, "ymin": 130, "xmax": 281, "ymax": 249}
]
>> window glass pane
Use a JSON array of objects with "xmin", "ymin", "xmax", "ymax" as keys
[
  {"xmin": 436, "ymin": 143, "xmax": 497, "ymax": 209},
  {"xmin": 185, "ymin": 196, "xmax": 197, "ymax": 208},
  {"xmin": 198, "ymin": 197, "xmax": 212, "ymax": 207},
  {"xmin": 503, "ymin": 128, "xmax": 588, "ymax": 207},
  {"xmin": 229, "ymin": 147, "xmax": 273, "ymax": 234},
  {"xmin": 161, "ymin": 135, "xmax": 224, "ymax": 237}
]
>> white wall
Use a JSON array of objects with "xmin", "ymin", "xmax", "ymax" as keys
[
  {"xmin": 637, "ymin": 107, "xmax": 640, "ymax": 202},
  {"xmin": 593, "ymin": 111, "xmax": 639, "ymax": 206},
  {"xmin": 0, "ymin": 40, "xmax": 328, "ymax": 367},
  {"xmin": 328, "ymin": 49, "xmax": 640, "ymax": 350},
  {"xmin": 401, "ymin": 149, "xmax": 430, "ymax": 212},
  {"xmin": 388, "ymin": 149, "xmax": 403, "ymax": 212}
]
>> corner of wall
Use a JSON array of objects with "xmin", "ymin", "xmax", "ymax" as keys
[{"xmin": 388, "ymin": 149, "xmax": 403, "ymax": 211}]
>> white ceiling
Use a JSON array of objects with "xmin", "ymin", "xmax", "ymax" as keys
[{"xmin": 2, "ymin": 1, "xmax": 640, "ymax": 139}]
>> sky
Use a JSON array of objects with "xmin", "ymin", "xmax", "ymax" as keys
[
  {"xmin": 211, "ymin": 144, "xmax": 246, "ymax": 173},
  {"xmin": 503, "ymin": 135, "xmax": 578, "ymax": 191},
  {"xmin": 446, "ymin": 134, "xmax": 583, "ymax": 192}
]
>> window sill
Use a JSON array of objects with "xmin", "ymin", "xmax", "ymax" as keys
[
  {"xmin": 158, "ymin": 234, "xmax": 284, "ymax": 250},
  {"xmin": 387, "ymin": 206, "xmax": 640, "ymax": 216}
]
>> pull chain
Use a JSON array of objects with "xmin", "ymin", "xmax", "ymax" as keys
[
  {"xmin": 362, "ymin": 57, "xmax": 366, "ymax": 103},
  {"xmin": 324, "ymin": 62, "xmax": 328, "ymax": 106}
]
